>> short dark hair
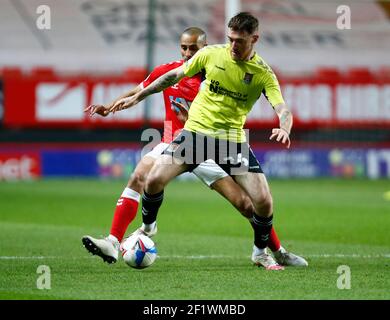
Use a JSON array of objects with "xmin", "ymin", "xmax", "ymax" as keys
[
  {"xmin": 181, "ymin": 27, "xmax": 207, "ymax": 43},
  {"xmin": 228, "ymin": 12, "xmax": 259, "ymax": 34}
]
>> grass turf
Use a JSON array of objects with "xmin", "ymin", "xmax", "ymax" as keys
[{"xmin": 0, "ymin": 178, "xmax": 389, "ymax": 300}]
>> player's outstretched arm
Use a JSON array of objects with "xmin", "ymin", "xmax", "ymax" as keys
[
  {"xmin": 109, "ymin": 65, "xmax": 185, "ymax": 113},
  {"xmin": 84, "ymin": 85, "xmax": 142, "ymax": 117},
  {"xmin": 84, "ymin": 104, "xmax": 110, "ymax": 117},
  {"xmin": 269, "ymin": 103, "xmax": 293, "ymax": 149},
  {"xmin": 171, "ymin": 99, "xmax": 190, "ymax": 124}
]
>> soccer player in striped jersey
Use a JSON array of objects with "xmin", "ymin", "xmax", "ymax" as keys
[{"xmin": 83, "ymin": 25, "xmax": 307, "ymax": 269}]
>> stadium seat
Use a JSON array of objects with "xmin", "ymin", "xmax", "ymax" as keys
[
  {"xmin": 346, "ymin": 67, "xmax": 373, "ymax": 81},
  {"xmin": 316, "ymin": 68, "xmax": 342, "ymax": 81},
  {"xmin": 0, "ymin": 67, "xmax": 23, "ymax": 78},
  {"xmin": 123, "ymin": 67, "xmax": 148, "ymax": 82},
  {"xmin": 377, "ymin": 66, "xmax": 390, "ymax": 80},
  {"xmin": 30, "ymin": 67, "xmax": 56, "ymax": 78}
]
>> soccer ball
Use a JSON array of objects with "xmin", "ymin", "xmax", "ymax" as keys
[{"xmin": 120, "ymin": 234, "xmax": 157, "ymax": 269}]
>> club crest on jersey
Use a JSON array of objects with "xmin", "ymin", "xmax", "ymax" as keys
[{"xmin": 243, "ymin": 73, "xmax": 253, "ymax": 85}]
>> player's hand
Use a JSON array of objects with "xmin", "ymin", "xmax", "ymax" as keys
[
  {"xmin": 109, "ymin": 96, "xmax": 139, "ymax": 114},
  {"xmin": 171, "ymin": 100, "xmax": 188, "ymax": 123},
  {"xmin": 269, "ymin": 128, "xmax": 291, "ymax": 149},
  {"xmin": 84, "ymin": 105, "xmax": 110, "ymax": 117}
]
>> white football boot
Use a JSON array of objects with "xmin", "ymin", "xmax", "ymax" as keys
[
  {"xmin": 273, "ymin": 250, "xmax": 309, "ymax": 267},
  {"xmin": 82, "ymin": 235, "xmax": 120, "ymax": 264},
  {"xmin": 131, "ymin": 222, "xmax": 158, "ymax": 238},
  {"xmin": 251, "ymin": 247, "xmax": 284, "ymax": 270}
]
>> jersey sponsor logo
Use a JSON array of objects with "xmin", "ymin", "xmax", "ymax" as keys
[
  {"xmin": 209, "ymin": 80, "xmax": 220, "ymax": 93},
  {"xmin": 243, "ymin": 73, "xmax": 253, "ymax": 85},
  {"xmin": 209, "ymin": 80, "xmax": 248, "ymax": 102}
]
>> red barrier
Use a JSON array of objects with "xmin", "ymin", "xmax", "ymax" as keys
[
  {"xmin": 3, "ymin": 69, "xmax": 147, "ymax": 129},
  {"xmin": 0, "ymin": 152, "xmax": 41, "ymax": 181},
  {"xmin": 3, "ymin": 67, "xmax": 390, "ymax": 129},
  {"xmin": 246, "ymin": 67, "xmax": 390, "ymax": 129}
]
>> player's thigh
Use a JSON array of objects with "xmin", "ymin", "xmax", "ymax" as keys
[
  {"xmin": 146, "ymin": 154, "xmax": 189, "ymax": 192},
  {"xmin": 136, "ymin": 143, "xmax": 171, "ymax": 179},
  {"xmin": 194, "ymin": 160, "xmax": 254, "ymax": 217},
  {"xmin": 127, "ymin": 155, "xmax": 156, "ymax": 191},
  {"xmin": 234, "ymin": 172, "xmax": 272, "ymax": 206},
  {"xmin": 211, "ymin": 175, "xmax": 254, "ymax": 218},
  {"xmin": 127, "ymin": 143, "xmax": 169, "ymax": 190},
  {"xmin": 193, "ymin": 159, "xmax": 228, "ymax": 188}
]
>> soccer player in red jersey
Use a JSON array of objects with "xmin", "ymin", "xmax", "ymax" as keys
[{"xmin": 82, "ymin": 27, "xmax": 307, "ymax": 268}]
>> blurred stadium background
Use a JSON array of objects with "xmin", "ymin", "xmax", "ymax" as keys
[
  {"xmin": 0, "ymin": 0, "xmax": 389, "ymax": 180},
  {"xmin": 0, "ymin": 0, "xmax": 390, "ymax": 300},
  {"xmin": 0, "ymin": 0, "xmax": 390, "ymax": 180}
]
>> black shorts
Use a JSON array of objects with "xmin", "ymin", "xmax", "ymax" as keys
[{"xmin": 163, "ymin": 129, "xmax": 263, "ymax": 175}]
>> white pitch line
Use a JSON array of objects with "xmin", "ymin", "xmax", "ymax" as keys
[
  {"xmin": 0, "ymin": 256, "xmax": 47, "ymax": 260},
  {"xmin": 306, "ymin": 253, "xmax": 390, "ymax": 258},
  {"xmin": 1, "ymin": 253, "xmax": 390, "ymax": 260},
  {"xmin": 159, "ymin": 254, "xmax": 390, "ymax": 259},
  {"xmin": 158, "ymin": 255, "xmax": 234, "ymax": 259}
]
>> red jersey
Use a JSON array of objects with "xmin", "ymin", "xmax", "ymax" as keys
[{"xmin": 142, "ymin": 60, "xmax": 201, "ymax": 143}]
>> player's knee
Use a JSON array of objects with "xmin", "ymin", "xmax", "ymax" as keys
[
  {"xmin": 128, "ymin": 171, "xmax": 147, "ymax": 193},
  {"xmin": 145, "ymin": 172, "xmax": 165, "ymax": 194},
  {"xmin": 242, "ymin": 201, "xmax": 255, "ymax": 218},
  {"xmin": 234, "ymin": 195, "xmax": 254, "ymax": 219},
  {"xmin": 253, "ymin": 190, "xmax": 273, "ymax": 214}
]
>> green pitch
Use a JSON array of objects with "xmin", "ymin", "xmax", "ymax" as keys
[{"xmin": 0, "ymin": 178, "xmax": 389, "ymax": 300}]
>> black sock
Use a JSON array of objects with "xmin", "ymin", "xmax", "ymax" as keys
[
  {"xmin": 251, "ymin": 214, "xmax": 273, "ymax": 249},
  {"xmin": 141, "ymin": 190, "xmax": 164, "ymax": 225}
]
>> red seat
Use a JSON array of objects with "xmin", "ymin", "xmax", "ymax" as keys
[
  {"xmin": 316, "ymin": 68, "xmax": 341, "ymax": 81},
  {"xmin": 123, "ymin": 67, "xmax": 148, "ymax": 82},
  {"xmin": 346, "ymin": 67, "xmax": 372, "ymax": 80},
  {"xmin": 31, "ymin": 67, "xmax": 55, "ymax": 77},
  {"xmin": 377, "ymin": 66, "xmax": 390, "ymax": 80},
  {"xmin": 0, "ymin": 67, "xmax": 23, "ymax": 78}
]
